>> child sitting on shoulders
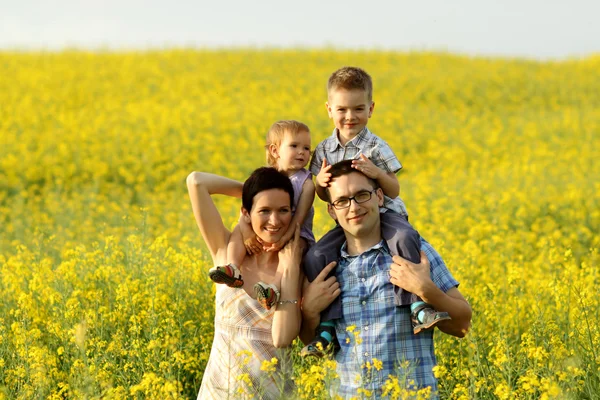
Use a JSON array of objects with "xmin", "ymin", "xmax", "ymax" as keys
[
  {"xmin": 301, "ymin": 66, "xmax": 450, "ymax": 357},
  {"xmin": 209, "ymin": 120, "xmax": 316, "ymax": 310}
]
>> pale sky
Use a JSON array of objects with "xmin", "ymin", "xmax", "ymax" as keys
[{"xmin": 1, "ymin": 0, "xmax": 599, "ymax": 58}]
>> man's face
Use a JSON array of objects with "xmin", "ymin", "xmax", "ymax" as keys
[
  {"xmin": 327, "ymin": 172, "xmax": 383, "ymax": 240},
  {"xmin": 326, "ymin": 88, "xmax": 374, "ymax": 142}
]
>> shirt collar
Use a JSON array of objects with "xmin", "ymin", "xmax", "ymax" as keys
[
  {"xmin": 339, "ymin": 239, "xmax": 387, "ymax": 259},
  {"xmin": 327, "ymin": 127, "xmax": 372, "ymax": 153}
]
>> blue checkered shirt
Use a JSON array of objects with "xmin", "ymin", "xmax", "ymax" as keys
[
  {"xmin": 332, "ymin": 238, "xmax": 459, "ymax": 399},
  {"xmin": 309, "ymin": 127, "xmax": 408, "ymax": 216}
]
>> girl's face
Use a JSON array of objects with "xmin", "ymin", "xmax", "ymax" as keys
[
  {"xmin": 243, "ymin": 188, "xmax": 292, "ymax": 244},
  {"xmin": 272, "ymin": 130, "xmax": 311, "ymax": 175}
]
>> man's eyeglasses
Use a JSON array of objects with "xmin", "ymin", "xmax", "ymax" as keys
[{"xmin": 330, "ymin": 189, "xmax": 378, "ymax": 210}]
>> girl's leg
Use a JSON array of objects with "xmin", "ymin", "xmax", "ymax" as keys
[{"xmin": 227, "ymin": 224, "xmax": 247, "ymax": 268}]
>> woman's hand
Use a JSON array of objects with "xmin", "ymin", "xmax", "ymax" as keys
[{"xmin": 277, "ymin": 224, "xmax": 302, "ymax": 268}]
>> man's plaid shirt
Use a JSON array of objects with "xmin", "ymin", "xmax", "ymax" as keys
[
  {"xmin": 309, "ymin": 127, "xmax": 408, "ymax": 216},
  {"xmin": 332, "ymin": 238, "xmax": 459, "ymax": 399}
]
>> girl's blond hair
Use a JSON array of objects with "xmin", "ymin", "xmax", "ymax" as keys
[{"xmin": 265, "ymin": 120, "xmax": 310, "ymax": 167}]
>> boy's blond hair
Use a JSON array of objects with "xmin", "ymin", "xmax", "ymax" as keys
[
  {"xmin": 327, "ymin": 66, "xmax": 373, "ymax": 102},
  {"xmin": 265, "ymin": 120, "xmax": 310, "ymax": 167}
]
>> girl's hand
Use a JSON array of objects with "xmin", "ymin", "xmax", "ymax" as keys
[
  {"xmin": 316, "ymin": 158, "xmax": 332, "ymax": 188},
  {"xmin": 277, "ymin": 224, "xmax": 302, "ymax": 268},
  {"xmin": 240, "ymin": 220, "xmax": 262, "ymax": 255},
  {"xmin": 244, "ymin": 235, "xmax": 263, "ymax": 255},
  {"xmin": 352, "ymin": 154, "xmax": 383, "ymax": 179},
  {"xmin": 263, "ymin": 229, "xmax": 295, "ymax": 253}
]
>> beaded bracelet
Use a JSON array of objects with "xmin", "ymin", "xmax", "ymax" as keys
[{"xmin": 277, "ymin": 299, "xmax": 298, "ymax": 305}]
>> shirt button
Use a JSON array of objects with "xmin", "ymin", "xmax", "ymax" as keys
[
  {"xmin": 361, "ymin": 278, "xmax": 366, "ymax": 282},
  {"xmin": 364, "ymin": 326, "xmax": 369, "ymax": 331},
  {"xmin": 364, "ymin": 352, "xmax": 369, "ymax": 357},
  {"xmin": 362, "ymin": 301, "xmax": 366, "ymax": 305}
]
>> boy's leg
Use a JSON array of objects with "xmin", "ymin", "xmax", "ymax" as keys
[
  {"xmin": 300, "ymin": 225, "xmax": 346, "ymax": 357},
  {"xmin": 303, "ymin": 224, "xmax": 345, "ymax": 321},
  {"xmin": 303, "ymin": 224, "xmax": 345, "ymax": 281},
  {"xmin": 381, "ymin": 211, "xmax": 421, "ymax": 304},
  {"xmin": 208, "ymin": 224, "xmax": 244, "ymax": 287},
  {"xmin": 300, "ymin": 321, "xmax": 339, "ymax": 358},
  {"xmin": 381, "ymin": 212, "xmax": 451, "ymax": 333}
]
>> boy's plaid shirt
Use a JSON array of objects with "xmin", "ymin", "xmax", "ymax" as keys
[
  {"xmin": 310, "ymin": 127, "xmax": 408, "ymax": 216},
  {"xmin": 332, "ymin": 238, "xmax": 459, "ymax": 399}
]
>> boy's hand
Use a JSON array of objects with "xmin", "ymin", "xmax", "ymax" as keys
[
  {"xmin": 316, "ymin": 158, "xmax": 332, "ymax": 188},
  {"xmin": 352, "ymin": 154, "xmax": 383, "ymax": 180}
]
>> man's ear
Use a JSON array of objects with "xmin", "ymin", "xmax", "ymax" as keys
[
  {"xmin": 376, "ymin": 188, "xmax": 384, "ymax": 207},
  {"xmin": 368, "ymin": 101, "xmax": 375, "ymax": 118},
  {"xmin": 327, "ymin": 204, "xmax": 338, "ymax": 221}
]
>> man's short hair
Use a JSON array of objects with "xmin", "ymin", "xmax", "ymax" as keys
[
  {"xmin": 327, "ymin": 66, "xmax": 373, "ymax": 102},
  {"xmin": 325, "ymin": 160, "xmax": 378, "ymax": 202},
  {"xmin": 242, "ymin": 167, "xmax": 294, "ymax": 212}
]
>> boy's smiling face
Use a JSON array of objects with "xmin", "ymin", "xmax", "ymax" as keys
[{"xmin": 326, "ymin": 88, "xmax": 374, "ymax": 143}]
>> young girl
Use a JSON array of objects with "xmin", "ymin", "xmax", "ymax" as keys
[{"xmin": 208, "ymin": 120, "xmax": 316, "ymax": 310}]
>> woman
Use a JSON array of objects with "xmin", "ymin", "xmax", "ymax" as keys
[{"xmin": 187, "ymin": 167, "xmax": 303, "ymax": 399}]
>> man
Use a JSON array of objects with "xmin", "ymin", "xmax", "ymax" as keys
[{"xmin": 301, "ymin": 160, "xmax": 472, "ymax": 399}]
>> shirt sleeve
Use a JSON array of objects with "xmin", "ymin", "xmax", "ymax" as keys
[
  {"xmin": 370, "ymin": 139, "xmax": 402, "ymax": 174},
  {"xmin": 309, "ymin": 144, "xmax": 325, "ymax": 176},
  {"xmin": 420, "ymin": 237, "xmax": 459, "ymax": 293}
]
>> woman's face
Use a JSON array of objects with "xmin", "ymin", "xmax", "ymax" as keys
[{"xmin": 244, "ymin": 188, "xmax": 292, "ymax": 244}]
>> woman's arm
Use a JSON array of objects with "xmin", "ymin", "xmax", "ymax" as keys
[
  {"xmin": 186, "ymin": 172, "xmax": 243, "ymax": 261},
  {"xmin": 272, "ymin": 225, "xmax": 304, "ymax": 347}
]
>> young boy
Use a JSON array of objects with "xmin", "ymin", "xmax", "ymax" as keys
[{"xmin": 301, "ymin": 66, "xmax": 450, "ymax": 357}]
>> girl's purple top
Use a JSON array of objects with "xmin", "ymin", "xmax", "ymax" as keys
[{"xmin": 289, "ymin": 168, "xmax": 315, "ymax": 247}]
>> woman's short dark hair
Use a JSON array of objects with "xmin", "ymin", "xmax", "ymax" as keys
[{"xmin": 242, "ymin": 167, "xmax": 294, "ymax": 212}]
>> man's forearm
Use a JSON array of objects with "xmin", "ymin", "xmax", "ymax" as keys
[
  {"xmin": 419, "ymin": 285, "xmax": 472, "ymax": 337},
  {"xmin": 300, "ymin": 310, "xmax": 321, "ymax": 345}
]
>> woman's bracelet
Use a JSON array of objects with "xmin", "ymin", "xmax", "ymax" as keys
[{"xmin": 277, "ymin": 299, "xmax": 298, "ymax": 305}]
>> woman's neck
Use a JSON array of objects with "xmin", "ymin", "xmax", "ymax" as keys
[{"xmin": 252, "ymin": 249, "xmax": 279, "ymax": 266}]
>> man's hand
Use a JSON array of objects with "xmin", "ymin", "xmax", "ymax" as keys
[
  {"xmin": 352, "ymin": 154, "xmax": 383, "ymax": 180},
  {"xmin": 302, "ymin": 261, "xmax": 340, "ymax": 317},
  {"xmin": 316, "ymin": 158, "xmax": 333, "ymax": 188},
  {"xmin": 389, "ymin": 251, "xmax": 433, "ymax": 297}
]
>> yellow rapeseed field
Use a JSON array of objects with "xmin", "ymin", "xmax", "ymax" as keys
[{"xmin": 0, "ymin": 49, "xmax": 599, "ymax": 399}]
